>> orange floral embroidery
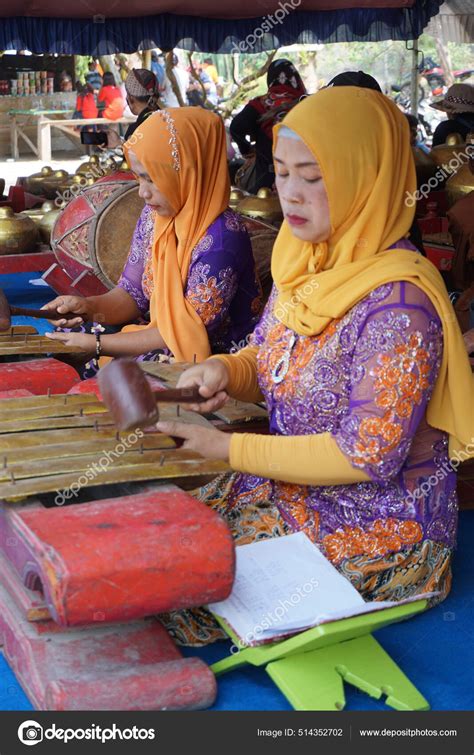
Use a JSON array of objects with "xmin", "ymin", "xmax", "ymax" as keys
[
  {"xmin": 186, "ymin": 277, "xmax": 225, "ymax": 325},
  {"xmin": 292, "ymin": 338, "xmax": 316, "ymax": 372},
  {"xmin": 323, "ymin": 517, "xmax": 423, "ymax": 564},
  {"xmin": 275, "ymin": 482, "xmax": 320, "ymax": 542},
  {"xmin": 266, "ymin": 322, "xmax": 287, "ymax": 347},
  {"xmin": 316, "ymin": 319, "xmax": 341, "ymax": 350},
  {"xmin": 351, "ymin": 330, "xmax": 432, "ymax": 468}
]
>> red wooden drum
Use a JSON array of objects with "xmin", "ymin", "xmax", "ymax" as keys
[{"xmin": 47, "ymin": 173, "xmax": 145, "ymax": 297}]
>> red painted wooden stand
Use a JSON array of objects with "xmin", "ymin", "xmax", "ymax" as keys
[
  {"xmin": 0, "ymin": 358, "xmax": 80, "ymax": 395},
  {"xmin": 0, "ymin": 581, "xmax": 216, "ymax": 711},
  {"xmin": 0, "ymin": 250, "xmax": 55, "ymax": 275},
  {"xmin": 0, "ymin": 486, "xmax": 234, "ymax": 710},
  {"xmin": 42, "ymin": 261, "xmax": 109, "ymax": 297},
  {"xmin": 0, "ymin": 488, "xmax": 235, "ymax": 626}
]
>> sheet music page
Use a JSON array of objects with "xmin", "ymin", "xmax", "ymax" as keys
[
  {"xmin": 209, "ymin": 532, "xmax": 436, "ymax": 645},
  {"xmin": 209, "ymin": 532, "xmax": 368, "ymax": 644}
]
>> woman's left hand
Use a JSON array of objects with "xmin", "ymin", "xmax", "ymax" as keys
[
  {"xmin": 44, "ymin": 331, "xmax": 95, "ymax": 355},
  {"xmin": 156, "ymin": 421, "xmax": 231, "ymax": 462}
]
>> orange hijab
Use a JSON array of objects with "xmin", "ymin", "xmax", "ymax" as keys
[{"xmin": 124, "ymin": 108, "xmax": 230, "ymax": 361}]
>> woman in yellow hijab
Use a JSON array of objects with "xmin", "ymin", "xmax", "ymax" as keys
[
  {"xmin": 156, "ymin": 87, "xmax": 474, "ymax": 646},
  {"xmin": 44, "ymin": 108, "xmax": 261, "ymax": 367}
]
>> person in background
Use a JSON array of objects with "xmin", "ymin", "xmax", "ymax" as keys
[
  {"xmin": 123, "ymin": 69, "xmax": 161, "ymax": 138},
  {"xmin": 431, "ymin": 83, "xmax": 474, "ymax": 147},
  {"xmin": 230, "ymin": 59, "xmax": 307, "ymax": 193},
  {"xmin": 59, "ymin": 72, "xmax": 73, "ymax": 92},
  {"xmin": 105, "ymin": 69, "xmax": 161, "ymax": 149},
  {"xmin": 326, "ymin": 70, "xmax": 382, "ymax": 92},
  {"xmin": 187, "ymin": 61, "xmax": 219, "ymax": 108},
  {"xmin": 71, "ymin": 82, "xmax": 98, "ymax": 149},
  {"xmin": 150, "ymin": 51, "xmax": 166, "ymax": 91},
  {"xmin": 115, "ymin": 54, "xmax": 130, "ymax": 83},
  {"xmin": 202, "ymin": 57, "xmax": 219, "ymax": 85},
  {"xmin": 97, "ymin": 72, "xmax": 125, "ymax": 121},
  {"xmin": 85, "ymin": 60, "xmax": 103, "ymax": 94},
  {"xmin": 73, "ymin": 82, "xmax": 98, "ymax": 120},
  {"xmin": 161, "ymin": 54, "xmax": 189, "ymax": 107},
  {"xmin": 405, "ymin": 112, "xmax": 430, "ymax": 154}
]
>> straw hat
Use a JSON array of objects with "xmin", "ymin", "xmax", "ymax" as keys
[{"xmin": 430, "ymin": 83, "xmax": 474, "ymax": 114}]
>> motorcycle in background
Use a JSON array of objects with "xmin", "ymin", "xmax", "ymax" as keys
[{"xmin": 392, "ymin": 56, "xmax": 474, "ymax": 109}]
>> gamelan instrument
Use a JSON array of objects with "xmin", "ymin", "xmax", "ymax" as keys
[
  {"xmin": 0, "ymin": 206, "xmax": 39, "ymax": 255},
  {"xmin": 0, "ymin": 355, "xmax": 270, "ymax": 710},
  {"xmin": 0, "ymin": 388, "xmax": 239, "ymax": 710},
  {"xmin": 47, "ymin": 175, "xmax": 277, "ymax": 301},
  {"xmin": 98, "ymin": 358, "xmax": 206, "ymax": 430},
  {"xmin": 0, "ymin": 325, "xmax": 81, "ymax": 359},
  {"xmin": 48, "ymin": 174, "xmax": 145, "ymax": 296},
  {"xmin": 140, "ymin": 359, "xmax": 269, "ymax": 430},
  {"xmin": 0, "ymin": 332, "xmax": 80, "ymax": 394},
  {"xmin": 0, "ymin": 390, "xmax": 231, "ymax": 501}
]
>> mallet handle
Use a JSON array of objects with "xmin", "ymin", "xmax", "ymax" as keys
[
  {"xmin": 9, "ymin": 306, "xmax": 80, "ymax": 322},
  {"xmin": 152, "ymin": 387, "xmax": 205, "ymax": 403}
]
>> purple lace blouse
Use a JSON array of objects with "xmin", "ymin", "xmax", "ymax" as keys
[{"xmin": 117, "ymin": 205, "xmax": 262, "ymax": 354}]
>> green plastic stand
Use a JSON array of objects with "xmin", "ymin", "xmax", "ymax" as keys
[{"xmin": 211, "ymin": 600, "xmax": 430, "ymax": 711}]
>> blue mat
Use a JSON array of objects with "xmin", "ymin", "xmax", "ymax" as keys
[
  {"xmin": 0, "ymin": 272, "xmax": 56, "ymax": 334},
  {"xmin": 1, "ymin": 510, "xmax": 472, "ymax": 712},
  {"xmin": 0, "ymin": 271, "xmax": 473, "ymax": 711}
]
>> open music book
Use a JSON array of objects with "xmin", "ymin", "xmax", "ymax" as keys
[{"xmin": 208, "ymin": 532, "xmax": 436, "ymax": 647}]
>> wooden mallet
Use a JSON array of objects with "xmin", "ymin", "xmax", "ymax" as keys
[
  {"xmin": 97, "ymin": 358, "xmax": 205, "ymax": 431},
  {"xmin": 0, "ymin": 287, "xmax": 80, "ymax": 331}
]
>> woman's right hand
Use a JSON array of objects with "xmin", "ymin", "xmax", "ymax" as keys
[
  {"xmin": 176, "ymin": 358, "xmax": 230, "ymax": 413},
  {"xmin": 41, "ymin": 296, "xmax": 90, "ymax": 328},
  {"xmin": 106, "ymin": 129, "xmax": 122, "ymax": 149}
]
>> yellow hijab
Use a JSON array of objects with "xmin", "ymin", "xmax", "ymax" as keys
[
  {"xmin": 124, "ymin": 107, "xmax": 230, "ymax": 361},
  {"xmin": 272, "ymin": 87, "xmax": 474, "ymax": 459}
]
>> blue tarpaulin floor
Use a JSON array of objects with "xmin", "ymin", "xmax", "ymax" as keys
[
  {"xmin": 0, "ymin": 272, "xmax": 473, "ymax": 711},
  {"xmin": 0, "ymin": 271, "xmax": 54, "ymax": 334}
]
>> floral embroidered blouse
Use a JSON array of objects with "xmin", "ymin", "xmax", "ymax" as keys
[
  {"xmin": 222, "ymin": 279, "xmax": 457, "ymax": 603},
  {"xmin": 117, "ymin": 205, "xmax": 262, "ymax": 354}
]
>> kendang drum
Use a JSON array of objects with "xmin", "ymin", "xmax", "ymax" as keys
[{"xmin": 48, "ymin": 173, "xmax": 145, "ymax": 297}]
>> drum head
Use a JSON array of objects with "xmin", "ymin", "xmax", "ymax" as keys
[{"xmin": 94, "ymin": 185, "xmax": 145, "ymax": 288}]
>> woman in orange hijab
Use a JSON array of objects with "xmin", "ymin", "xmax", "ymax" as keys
[
  {"xmin": 45, "ymin": 108, "xmax": 261, "ymax": 366},
  {"xmin": 155, "ymin": 88, "xmax": 473, "ymax": 646}
]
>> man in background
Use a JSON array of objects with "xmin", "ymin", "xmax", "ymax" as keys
[
  {"xmin": 85, "ymin": 60, "xmax": 103, "ymax": 95},
  {"xmin": 202, "ymin": 57, "xmax": 219, "ymax": 85},
  {"xmin": 161, "ymin": 53, "xmax": 189, "ymax": 107}
]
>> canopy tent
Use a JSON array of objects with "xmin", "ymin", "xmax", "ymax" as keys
[
  {"xmin": 0, "ymin": 0, "xmax": 443, "ymax": 54},
  {"xmin": 425, "ymin": 0, "xmax": 474, "ymax": 43}
]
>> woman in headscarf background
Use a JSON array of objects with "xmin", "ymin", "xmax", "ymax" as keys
[
  {"xmin": 104, "ymin": 68, "xmax": 162, "ymax": 149},
  {"xmin": 153, "ymin": 87, "xmax": 474, "ymax": 647},
  {"xmin": 230, "ymin": 59, "xmax": 307, "ymax": 194},
  {"xmin": 44, "ymin": 108, "xmax": 262, "ymax": 368},
  {"xmin": 123, "ymin": 68, "xmax": 163, "ymax": 139}
]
